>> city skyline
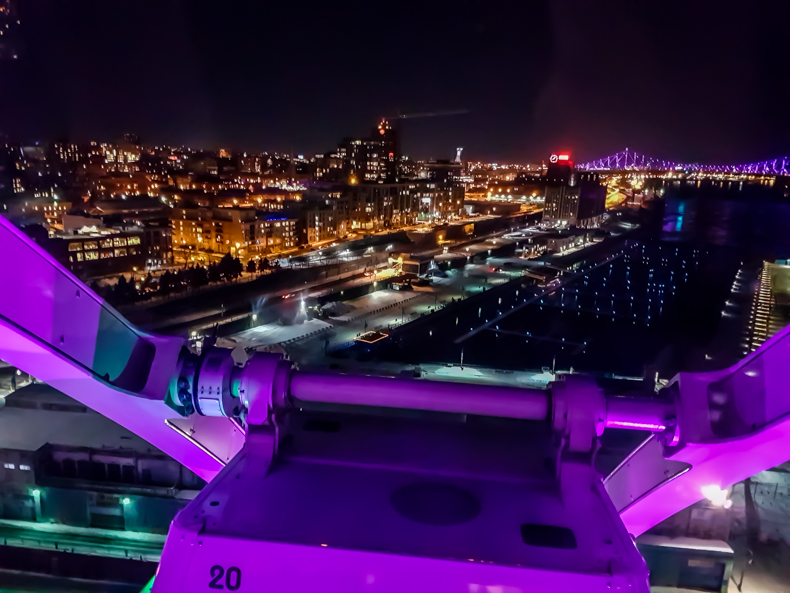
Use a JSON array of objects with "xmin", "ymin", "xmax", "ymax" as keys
[
  {"xmin": 3, "ymin": 3, "xmax": 790, "ymax": 591},
  {"xmin": 1, "ymin": 1, "xmax": 789, "ymax": 163}
]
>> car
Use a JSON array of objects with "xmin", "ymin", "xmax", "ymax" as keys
[{"xmin": 283, "ymin": 293, "xmax": 296, "ymax": 299}]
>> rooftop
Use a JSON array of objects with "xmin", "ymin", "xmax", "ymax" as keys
[{"xmin": 0, "ymin": 384, "xmax": 160, "ymax": 454}]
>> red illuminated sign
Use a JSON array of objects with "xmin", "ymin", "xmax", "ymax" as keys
[{"xmin": 550, "ymin": 153, "xmax": 571, "ymax": 163}]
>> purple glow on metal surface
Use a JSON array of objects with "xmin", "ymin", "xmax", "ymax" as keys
[
  {"xmin": 290, "ymin": 372, "xmax": 551, "ymax": 420},
  {"xmin": 578, "ymin": 148, "xmax": 790, "ymax": 175},
  {"xmin": 154, "ymin": 429, "xmax": 650, "ymax": 592},
  {"xmin": 606, "ymin": 420, "xmax": 667, "ymax": 431},
  {"xmin": 0, "ymin": 215, "xmax": 240, "ymax": 482},
  {"xmin": 619, "ymin": 321, "xmax": 790, "ymax": 535},
  {"xmin": 156, "ymin": 532, "xmax": 649, "ymax": 592},
  {"xmin": 605, "ymin": 397, "xmax": 672, "ymax": 433}
]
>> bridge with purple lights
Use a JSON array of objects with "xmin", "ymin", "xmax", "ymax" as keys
[{"xmin": 578, "ymin": 148, "xmax": 790, "ymax": 176}]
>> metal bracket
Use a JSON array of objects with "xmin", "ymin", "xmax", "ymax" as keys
[
  {"xmin": 235, "ymin": 352, "xmax": 292, "ymax": 426},
  {"xmin": 193, "ymin": 347, "xmax": 239, "ymax": 418},
  {"xmin": 551, "ymin": 375, "xmax": 606, "ymax": 454},
  {"xmin": 550, "ymin": 376, "xmax": 607, "ymax": 508}
]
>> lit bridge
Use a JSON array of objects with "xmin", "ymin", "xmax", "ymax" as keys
[{"xmin": 578, "ymin": 148, "xmax": 790, "ymax": 176}]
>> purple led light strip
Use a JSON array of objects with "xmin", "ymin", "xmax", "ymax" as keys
[{"xmin": 578, "ymin": 149, "xmax": 790, "ymax": 175}]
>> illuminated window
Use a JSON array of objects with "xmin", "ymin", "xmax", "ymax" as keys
[
  {"xmin": 114, "ymin": 248, "xmax": 127, "ymax": 257},
  {"xmin": 19, "ymin": 464, "xmax": 31, "ymax": 471},
  {"xmin": 84, "ymin": 251, "xmax": 98, "ymax": 260},
  {"xmin": 76, "ymin": 252, "xmax": 83, "ymax": 261},
  {"xmin": 68, "ymin": 242, "xmax": 83, "ymax": 252},
  {"xmin": 100, "ymin": 238, "xmax": 113, "ymax": 248},
  {"xmin": 100, "ymin": 251, "xmax": 113, "ymax": 259},
  {"xmin": 84, "ymin": 241, "xmax": 98, "ymax": 250},
  {"xmin": 127, "ymin": 236, "xmax": 141, "ymax": 246},
  {"xmin": 3, "ymin": 463, "xmax": 14, "ymax": 469},
  {"xmin": 113, "ymin": 237, "xmax": 127, "ymax": 247}
]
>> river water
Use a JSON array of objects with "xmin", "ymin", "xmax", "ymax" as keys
[{"xmin": 662, "ymin": 194, "xmax": 790, "ymax": 259}]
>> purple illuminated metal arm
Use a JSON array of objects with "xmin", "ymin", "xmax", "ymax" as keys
[
  {"xmin": 606, "ymin": 321, "xmax": 790, "ymax": 536},
  {"xmin": 0, "ymin": 215, "xmax": 244, "ymax": 481}
]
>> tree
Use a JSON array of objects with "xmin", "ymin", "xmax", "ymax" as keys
[
  {"xmin": 218, "ymin": 253, "xmax": 235, "ymax": 281},
  {"xmin": 207, "ymin": 262, "xmax": 221, "ymax": 283},
  {"xmin": 159, "ymin": 270, "xmax": 174, "ymax": 295},
  {"xmin": 246, "ymin": 259, "xmax": 257, "ymax": 275},
  {"xmin": 142, "ymin": 273, "xmax": 156, "ymax": 292},
  {"xmin": 232, "ymin": 257, "xmax": 243, "ymax": 279},
  {"xmin": 258, "ymin": 257, "xmax": 270, "ymax": 274},
  {"xmin": 174, "ymin": 269, "xmax": 186, "ymax": 292},
  {"xmin": 192, "ymin": 266, "xmax": 209, "ymax": 288},
  {"xmin": 113, "ymin": 275, "xmax": 137, "ymax": 304}
]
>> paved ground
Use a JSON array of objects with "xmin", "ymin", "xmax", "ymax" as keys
[
  {"xmin": 331, "ymin": 288, "xmax": 423, "ymax": 322},
  {"xmin": 269, "ymin": 266, "xmax": 520, "ymax": 369},
  {"xmin": 228, "ymin": 318, "xmax": 333, "ymax": 348},
  {"xmin": 728, "ymin": 536, "xmax": 790, "ymax": 593}
]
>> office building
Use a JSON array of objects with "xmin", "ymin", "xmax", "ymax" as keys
[
  {"xmin": 542, "ymin": 154, "xmax": 605, "ymax": 228},
  {"xmin": 575, "ymin": 172, "xmax": 607, "ymax": 228}
]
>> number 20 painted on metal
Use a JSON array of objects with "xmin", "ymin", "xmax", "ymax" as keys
[{"xmin": 208, "ymin": 565, "xmax": 242, "ymax": 590}]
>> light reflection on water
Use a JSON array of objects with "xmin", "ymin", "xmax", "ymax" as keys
[{"xmin": 662, "ymin": 196, "xmax": 790, "ymax": 256}]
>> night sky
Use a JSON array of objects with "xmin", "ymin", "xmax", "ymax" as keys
[{"xmin": 1, "ymin": 0, "xmax": 789, "ymax": 164}]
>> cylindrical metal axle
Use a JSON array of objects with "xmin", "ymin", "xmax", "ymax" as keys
[
  {"xmin": 289, "ymin": 371, "xmax": 674, "ymax": 433},
  {"xmin": 289, "ymin": 372, "xmax": 551, "ymax": 421},
  {"xmin": 195, "ymin": 350, "xmax": 676, "ymax": 435}
]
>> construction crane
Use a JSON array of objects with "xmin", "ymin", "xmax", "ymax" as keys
[
  {"xmin": 394, "ymin": 109, "xmax": 469, "ymax": 120},
  {"xmin": 384, "ymin": 109, "xmax": 469, "ymax": 165}
]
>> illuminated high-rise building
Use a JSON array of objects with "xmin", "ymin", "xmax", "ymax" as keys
[
  {"xmin": 542, "ymin": 153, "xmax": 605, "ymax": 228},
  {"xmin": 337, "ymin": 119, "xmax": 399, "ymax": 183}
]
